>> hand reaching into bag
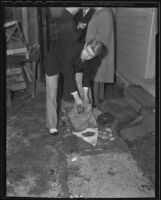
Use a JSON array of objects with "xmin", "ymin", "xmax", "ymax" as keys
[
  {"xmin": 70, "ymin": 91, "xmax": 84, "ymax": 113},
  {"xmin": 76, "ymin": 104, "xmax": 85, "ymax": 114}
]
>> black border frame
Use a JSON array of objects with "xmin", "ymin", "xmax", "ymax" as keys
[{"xmin": 0, "ymin": 1, "xmax": 160, "ymax": 199}]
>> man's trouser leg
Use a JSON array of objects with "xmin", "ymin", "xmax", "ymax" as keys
[
  {"xmin": 93, "ymin": 81, "xmax": 105, "ymax": 106},
  {"xmin": 46, "ymin": 74, "xmax": 59, "ymax": 129}
]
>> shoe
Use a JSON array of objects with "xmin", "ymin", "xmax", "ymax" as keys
[{"xmin": 49, "ymin": 128, "xmax": 58, "ymax": 136}]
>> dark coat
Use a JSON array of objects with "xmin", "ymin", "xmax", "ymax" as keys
[
  {"xmin": 44, "ymin": 42, "xmax": 101, "ymax": 93},
  {"xmin": 48, "ymin": 9, "xmax": 80, "ymax": 47},
  {"xmin": 74, "ymin": 8, "xmax": 95, "ymax": 43}
]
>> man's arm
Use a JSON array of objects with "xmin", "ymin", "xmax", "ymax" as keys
[
  {"xmin": 81, "ymin": 63, "xmax": 92, "ymax": 104},
  {"xmin": 63, "ymin": 70, "xmax": 83, "ymax": 106}
]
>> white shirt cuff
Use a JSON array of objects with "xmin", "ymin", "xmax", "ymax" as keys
[
  {"xmin": 71, "ymin": 91, "xmax": 78, "ymax": 95},
  {"xmin": 83, "ymin": 87, "xmax": 89, "ymax": 90}
]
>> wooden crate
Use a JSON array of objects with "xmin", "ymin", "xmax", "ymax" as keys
[{"xmin": 7, "ymin": 67, "xmax": 27, "ymax": 91}]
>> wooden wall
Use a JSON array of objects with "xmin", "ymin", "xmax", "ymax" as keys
[
  {"xmin": 5, "ymin": 7, "xmax": 22, "ymax": 22},
  {"xmin": 21, "ymin": 7, "xmax": 39, "ymax": 47},
  {"xmin": 115, "ymin": 8, "xmax": 157, "ymax": 83},
  {"xmin": 5, "ymin": 7, "xmax": 39, "ymax": 47}
]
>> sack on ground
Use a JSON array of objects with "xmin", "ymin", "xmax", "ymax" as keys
[{"xmin": 68, "ymin": 103, "xmax": 97, "ymax": 131}]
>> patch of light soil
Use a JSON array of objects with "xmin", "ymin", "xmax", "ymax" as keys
[
  {"xmin": 7, "ymin": 172, "xmax": 62, "ymax": 197},
  {"xmin": 66, "ymin": 152, "xmax": 155, "ymax": 198}
]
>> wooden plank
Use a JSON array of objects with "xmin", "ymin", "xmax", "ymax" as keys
[
  {"xmin": 31, "ymin": 61, "xmax": 37, "ymax": 98},
  {"xmin": 117, "ymin": 40, "xmax": 145, "ymax": 55},
  {"xmin": 6, "ymin": 25, "xmax": 18, "ymax": 42},
  {"xmin": 117, "ymin": 32, "xmax": 146, "ymax": 45},
  {"xmin": 23, "ymin": 65, "xmax": 32, "ymax": 82},
  {"xmin": 27, "ymin": 8, "xmax": 39, "ymax": 47},
  {"xmin": 125, "ymin": 85, "xmax": 155, "ymax": 109},
  {"xmin": 4, "ymin": 20, "xmax": 18, "ymax": 27},
  {"xmin": 7, "ymin": 68, "xmax": 22, "ymax": 76},
  {"xmin": 117, "ymin": 23, "xmax": 147, "ymax": 35},
  {"xmin": 144, "ymin": 10, "xmax": 156, "ymax": 79},
  {"xmin": 22, "ymin": 7, "xmax": 28, "ymax": 43},
  {"xmin": 7, "ymin": 89, "xmax": 14, "ymax": 106},
  {"xmin": 116, "ymin": 16, "xmax": 147, "ymax": 27},
  {"xmin": 25, "ymin": 63, "xmax": 33, "ymax": 76},
  {"xmin": 124, "ymin": 90, "xmax": 142, "ymax": 114},
  {"xmin": 22, "ymin": 67, "xmax": 28, "ymax": 87},
  {"xmin": 116, "ymin": 8, "xmax": 152, "ymax": 18},
  {"xmin": 7, "ymin": 81, "xmax": 27, "ymax": 91},
  {"xmin": 7, "ymin": 73, "xmax": 24, "ymax": 84},
  {"xmin": 117, "ymin": 47, "xmax": 145, "ymax": 63},
  {"xmin": 116, "ymin": 8, "xmax": 156, "ymax": 82},
  {"xmin": 117, "ymin": 34, "xmax": 145, "ymax": 46},
  {"xmin": 7, "ymin": 47, "xmax": 28, "ymax": 55},
  {"xmin": 140, "ymin": 78, "xmax": 155, "ymax": 98}
]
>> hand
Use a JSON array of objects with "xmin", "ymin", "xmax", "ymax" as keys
[
  {"xmin": 77, "ymin": 22, "xmax": 87, "ymax": 30},
  {"xmin": 79, "ymin": 89, "xmax": 84, "ymax": 99},
  {"xmin": 71, "ymin": 91, "xmax": 84, "ymax": 113},
  {"xmin": 74, "ymin": 97, "xmax": 83, "ymax": 113},
  {"xmin": 83, "ymin": 96, "xmax": 89, "ymax": 106},
  {"xmin": 75, "ymin": 103, "xmax": 85, "ymax": 114},
  {"xmin": 75, "ymin": 97, "xmax": 83, "ymax": 106}
]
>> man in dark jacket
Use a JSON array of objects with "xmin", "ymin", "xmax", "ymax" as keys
[
  {"xmin": 47, "ymin": 7, "xmax": 81, "ymax": 102},
  {"xmin": 44, "ymin": 39, "xmax": 105, "ymax": 134},
  {"xmin": 74, "ymin": 7, "xmax": 95, "ymax": 44},
  {"xmin": 47, "ymin": 7, "xmax": 80, "ymax": 47}
]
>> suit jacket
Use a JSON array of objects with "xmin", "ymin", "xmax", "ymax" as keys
[
  {"xmin": 86, "ymin": 8, "xmax": 115, "ymax": 83},
  {"xmin": 48, "ymin": 9, "xmax": 80, "ymax": 47}
]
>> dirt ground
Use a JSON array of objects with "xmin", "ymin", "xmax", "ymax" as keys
[{"xmin": 6, "ymin": 86, "xmax": 156, "ymax": 198}]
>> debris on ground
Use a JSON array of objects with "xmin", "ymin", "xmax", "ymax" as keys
[{"xmin": 6, "ymin": 89, "xmax": 155, "ymax": 197}]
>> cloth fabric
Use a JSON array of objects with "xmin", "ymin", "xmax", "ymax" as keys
[
  {"xmin": 75, "ymin": 72, "xmax": 92, "ymax": 103},
  {"xmin": 92, "ymin": 81, "xmax": 105, "ymax": 105},
  {"xmin": 73, "ymin": 8, "xmax": 94, "ymax": 101},
  {"xmin": 86, "ymin": 8, "xmax": 114, "ymax": 83},
  {"xmin": 72, "ymin": 128, "xmax": 98, "ymax": 146},
  {"xmin": 44, "ymin": 42, "xmax": 100, "ymax": 94},
  {"xmin": 45, "ymin": 74, "xmax": 59, "ymax": 129},
  {"xmin": 47, "ymin": 8, "xmax": 80, "ymax": 47},
  {"xmin": 74, "ymin": 8, "xmax": 95, "ymax": 43},
  {"xmin": 45, "ymin": 8, "xmax": 80, "ymax": 130},
  {"xmin": 47, "ymin": 8, "xmax": 80, "ymax": 101},
  {"xmin": 68, "ymin": 103, "xmax": 97, "ymax": 131}
]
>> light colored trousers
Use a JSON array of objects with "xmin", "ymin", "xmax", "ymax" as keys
[
  {"xmin": 46, "ymin": 74, "xmax": 59, "ymax": 129},
  {"xmin": 46, "ymin": 72, "xmax": 92, "ymax": 129}
]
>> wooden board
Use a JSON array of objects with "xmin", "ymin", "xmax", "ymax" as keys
[
  {"xmin": 7, "ymin": 47, "xmax": 28, "ymax": 56},
  {"xmin": 125, "ymin": 85, "xmax": 155, "ymax": 110}
]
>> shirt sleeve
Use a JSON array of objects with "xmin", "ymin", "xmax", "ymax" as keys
[
  {"xmin": 82, "ymin": 58, "xmax": 101, "ymax": 87},
  {"xmin": 82, "ymin": 63, "xmax": 92, "ymax": 88}
]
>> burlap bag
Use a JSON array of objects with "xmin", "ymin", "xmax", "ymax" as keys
[{"xmin": 68, "ymin": 103, "xmax": 97, "ymax": 131}]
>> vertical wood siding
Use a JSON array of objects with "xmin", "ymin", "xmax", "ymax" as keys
[
  {"xmin": 27, "ymin": 8, "xmax": 39, "ymax": 47},
  {"xmin": 115, "ymin": 8, "xmax": 156, "ymax": 84}
]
